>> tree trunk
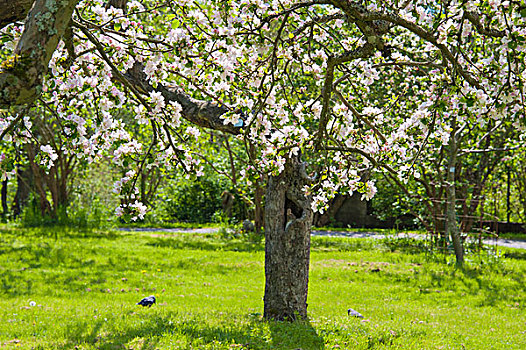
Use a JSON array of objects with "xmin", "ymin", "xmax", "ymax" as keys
[
  {"xmin": 446, "ymin": 117, "xmax": 464, "ymax": 267},
  {"xmin": 264, "ymin": 155, "xmax": 313, "ymax": 321},
  {"xmin": 254, "ymin": 180, "xmax": 264, "ymax": 235},
  {"xmin": 1, "ymin": 179, "xmax": 7, "ymax": 218},
  {"xmin": 12, "ymin": 165, "xmax": 32, "ymax": 218},
  {"xmin": 25, "ymin": 143, "xmax": 53, "ymax": 217},
  {"xmin": 313, "ymin": 194, "xmax": 346, "ymax": 227}
]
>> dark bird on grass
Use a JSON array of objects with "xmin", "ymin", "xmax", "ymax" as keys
[
  {"xmin": 348, "ymin": 308, "xmax": 364, "ymax": 318},
  {"xmin": 137, "ymin": 295, "xmax": 156, "ymax": 307}
]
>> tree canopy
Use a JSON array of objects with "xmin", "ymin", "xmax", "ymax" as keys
[{"xmin": 1, "ymin": 0, "xmax": 524, "ymax": 217}]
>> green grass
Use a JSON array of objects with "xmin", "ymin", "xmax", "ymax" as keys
[
  {"xmin": 314, "ymin": 226, "xmax": 426, "ymax": 234},
  {"xmin": 498, "ymin": 232, "xmax": 526, "ymax": 241},
  {"xmin": 117, "ymin": 221, "xmax": 223, "ymax": 230},
  {"xmin": 0, "ymin": 226, "xmax": 525, "ymax": 349}
]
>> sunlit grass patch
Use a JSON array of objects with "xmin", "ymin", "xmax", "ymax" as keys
[{"xmin": 0, "ymin": 226, "xmax": 524, "ymax": 349}]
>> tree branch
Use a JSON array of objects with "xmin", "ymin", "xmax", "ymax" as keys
[
  {"xmin": 316, "ymin": 42, "xmax": 375, "ymax": 147},
  {"xmin": 290, "ymin": 13, "xmax": 346, "ymax": 41},
  {"xmin": 0, "ymin": 0, "xmax": 34, "ymax": 29},
  {"xmin": 0, "ymin": 0, "xmax": 79, "ymax": 108},
  {"xmin": 125, "ymin": 63, "xmax": 242, "ymax": 135},
  {"xmin": 333, "ymin": 89, "xmax": 387, "ymax": 143},
  {"xmin": 75, "ymin": 21, "xmax": 241, "ymax": 135},
  {"xmin": 458, "ymin": 145, "xmax": 524, "ymax": 157},
  {"xmin": 325, "ymin": 0, "xmax": 483, "ymax": 90},
  {"xmin": 464, "ymin": 11, "xmax": 506, "ymax": 38}
]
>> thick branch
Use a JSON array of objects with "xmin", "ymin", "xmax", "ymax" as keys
[
  {"xmin": 125, "ymin": 63, "xmax": 241, "ymax": 135},
  {"xmin": 75, "ymin": 21, "xmax": 241, "ymax": 136},
  {"xmin": 0, "ymin": 0, "xmax": 79, "ymax": 108},
  {"xmin": 0, "ymin": 0, "xmax": 34, "ymax": 29},
  {"xmin": 464, "ymin": 11, "xmax": 506, "ymax": 38}
]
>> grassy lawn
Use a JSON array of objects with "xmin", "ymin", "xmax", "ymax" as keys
[{"xmin": 0, "ymin": 226, "xmax": 525, "ymax": 349}]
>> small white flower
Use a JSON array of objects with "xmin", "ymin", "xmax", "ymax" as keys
[
  {"xmin": 29, "ymin": 301, "xmax": 36, "ymax": 307},
  {"xmin": 40, "ymin": 145, "xmax": 58, "ymax": 161},
  {"xmin": 361, "ymin": 181, "xmax": 377, "ymax": 201},
  {"xmin": 149, "ymin": 91, "xmax": 165, "ymax": 115}
]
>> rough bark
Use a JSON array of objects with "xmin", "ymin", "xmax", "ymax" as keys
[
  {"xmin": 264, "ymin": 155, "xmax": 313, "ymax": 320},
  {"xmin": 0, "ymin": 0, "xmax": 34, "ymax": 29},
  {"xmin": 446, "ymin": 117, "xmax": 464, "ymax": 266},
  {"xmin": 0, "ymin": 0, "xmax": 79, "ymax": 108}
]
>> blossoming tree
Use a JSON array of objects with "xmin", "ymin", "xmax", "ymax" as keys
[{"xmin": 1, "ymin": 0, "xmax": 525, "ymax": 319}]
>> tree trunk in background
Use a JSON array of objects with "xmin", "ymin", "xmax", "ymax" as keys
[
  {"xmin": 254, "ymin": 180, "xmax": 264, "ymax": 235},
  {"xmin": 12, "ymin": 165, "xmax": 32, "ymax": 218},
  {"xmin": 517, "ymin": 154, "xmax": 526, "ymax": 222},
  {"xmin": 249, "ymin": 142, "xmax": 265, "ymax": 235},
  {"xmin": 1, "ymin": 179, "xmax": 7, "ymax": 218},
  {"xmin": 313, "ymin": 194, "xmax": 346, "ymax": 227},
  {"xmin": 25, "ymin": 143, "xmax": 53, "ymax": 217},
  {"xmin": 447, "ymin": 117, "xmax": 464, "ymax": 267},
  {"xmin": 264, "ymin": 155, "xmax": 313, "ymax": 320}
]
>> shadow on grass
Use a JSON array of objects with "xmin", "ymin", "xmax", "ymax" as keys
[
  {"xmin": 503, "ymin": 250, "xmax": 526, "ymax": 260},
  {"xmin": 311, "ymin": 237, "xmax": 377, "ymax": 252},
  {"xmin": 59, "ymin": 314, "xmax": 324, "ymax": 350},
  {"xmin": 145, "ymin": 237, "xmax": 264, "ymax": 252},
  {"xmin": 421, "ymin": 263, "xmax": 526, "ymax": 307},
  {"xmin": 0, "ymin": 269, "xmax": 34, "ymax": 296},
  {"xmin": 0, "ymin": 226, "xmax": 119, "ymax": 240},
  {"xmin": 459, "ymin": 265, "xmax": 525, "ymax": 306},
  {"xmin": 268, "ymin": 319, "xmax": 324, "ymax": 349}
]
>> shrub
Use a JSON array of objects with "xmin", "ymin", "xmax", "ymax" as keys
[{"xmin": 155, "ymin": 176, "xmax": 247, "ymax": 224}]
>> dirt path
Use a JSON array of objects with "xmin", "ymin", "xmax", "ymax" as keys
[{"xmin": 118, "ymin": 227, "xmax": 526, "ymax": 250}]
